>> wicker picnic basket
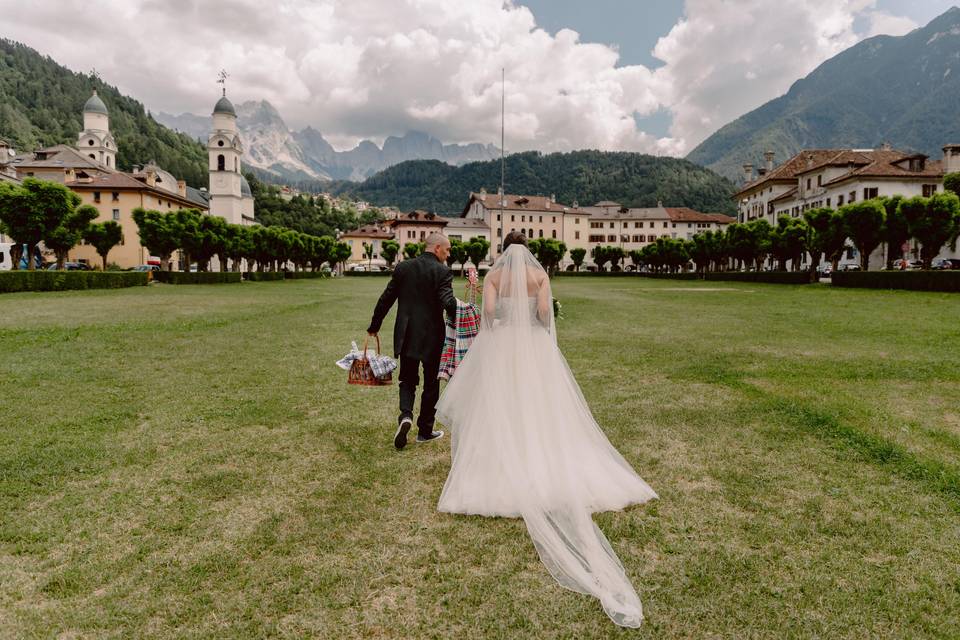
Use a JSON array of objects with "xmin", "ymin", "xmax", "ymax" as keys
[{"xmin": 348, "ymin": 335, "xmax": 392, "ymax": 386}]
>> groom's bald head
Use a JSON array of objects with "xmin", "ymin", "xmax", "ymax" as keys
[{"xmin": 425, "ymin": 233, "xmax": 451, "ymax": 261}]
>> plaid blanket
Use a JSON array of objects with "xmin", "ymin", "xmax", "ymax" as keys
[
  {"xmin": 336, "ymin": 341, "xmax": 397, "ymax": 379},
  {"xmin": 438, "ymin": 299, "xmax": 481, "ymax": 381}
]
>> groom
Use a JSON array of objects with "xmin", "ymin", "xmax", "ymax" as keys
[{"xmin": 368, "ymin": 232, "xmax": 457, "ymax": 449}]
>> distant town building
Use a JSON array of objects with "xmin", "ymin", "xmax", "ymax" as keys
[
  {"xmin": 340, "ymin": 223, "xmax": 394, "ymax": 268},
  {"xmin": 2, "ymin": 90, "xmax": 256, "ymax": 268}
]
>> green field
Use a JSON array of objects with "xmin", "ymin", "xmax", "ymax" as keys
[{"xmin": 1, "ymin": 278, "xmax": 959, "ymax": 638}]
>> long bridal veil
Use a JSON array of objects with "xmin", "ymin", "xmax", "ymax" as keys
[{"xmin": 436, "ymin": 244, "xmax": 656, "ymax": 628}]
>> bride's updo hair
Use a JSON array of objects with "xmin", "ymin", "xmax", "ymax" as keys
[{"xmin": 503, "ymin": 231, "xmax": 527, "ymax": 250}]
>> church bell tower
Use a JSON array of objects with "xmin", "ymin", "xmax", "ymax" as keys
[{"xmin": 208, "ymin": 75, "xmax": 244, "ymax": 224}]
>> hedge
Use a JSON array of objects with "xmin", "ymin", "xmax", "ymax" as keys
[
  {"xmin": 344, "ymin": 271, "xmax": 391, "ymax": 277},
  {"xmin": 555, "ymin": 270, "xmax": 643, "ymax": 277},
  {"xmin": 154, "ymin": 271, "xmax": 242, "ymax": 285},
  {"xmin": 0, "ymin": 270, "xmax": 148, "ymax": 293},
  {"xmin": 635, "ymin": 272, "xmax": 701, "ymax": 280},
  {"xmin": 244, "ymin": 271, "xmax": 285, "ymax": 282},
  {"xmin": 703, "ymin": 271, "xmax": 812, "ymax": 284},
  {"xmin": 832, "ymin": 271, "xmax": 960, "ymax": 292},
  {"xmin": 283, "ymin": 271, "xmax": 328, "ymax": 279}
]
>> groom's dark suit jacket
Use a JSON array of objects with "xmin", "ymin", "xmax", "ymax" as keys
[{"xmin": 367, "ymin": 252, "xmax": 457, "ymax": 360}]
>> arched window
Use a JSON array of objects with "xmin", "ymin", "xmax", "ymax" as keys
[
  {"xmin": 234, "ymin": 157, "xmax": 238, "ymax": 172},
  {"xmin": 217, "ymin": 154, "xmax": 225, "ymax": 171},
  {"xmin": 89, "ymin": 154, "xmax": 96, "ymax": 160}
]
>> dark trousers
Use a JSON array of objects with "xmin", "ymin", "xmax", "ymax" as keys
[{"xmin": 398, "ymin": 350, "xmax": 441, "ymax": 437}]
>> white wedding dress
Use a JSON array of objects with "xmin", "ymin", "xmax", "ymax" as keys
[{"xmin": 435, "ymin": 244, "xmax": 657, "ymax": 628}]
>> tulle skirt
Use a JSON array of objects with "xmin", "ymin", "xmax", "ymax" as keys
[
  {"xmin": 436, "ymin": 322, "xmax": 657, "ymax": 517},
  {"xmin": 435, "ymin": 320, "xmax": 657, "ymax": 627}
]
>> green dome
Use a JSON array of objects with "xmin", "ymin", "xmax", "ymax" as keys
[
  {"xmin": 214, "ymin": 95, "xmax": 236, "ymax": 116},
  {"xmin": 83, "ymin": 91, "xmax": 108, "ymax": 115}
]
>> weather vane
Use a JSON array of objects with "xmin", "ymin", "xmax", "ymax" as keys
[{"xmin": 217, "ymin": 69, "xmax": 229, "ymax": 97}]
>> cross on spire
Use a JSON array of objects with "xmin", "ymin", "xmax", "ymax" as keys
[{"xmin": 217, "ymin": 69, "xmax": 229, "ymax": 97}]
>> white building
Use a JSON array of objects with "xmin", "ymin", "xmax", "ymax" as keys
[
  {"xmin": 207, "ymin": 91, "xmax": 255, "ymax": 226},
  {"xmin": 734, "ymin": 145, "xmax": 958, "ymax": 267}
]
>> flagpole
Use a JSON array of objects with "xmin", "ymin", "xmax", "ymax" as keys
[{"xmin": 499, "ymin": 67, "xmax": 505, "ymax": 256}]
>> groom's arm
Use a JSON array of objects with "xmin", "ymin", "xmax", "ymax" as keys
[
  {"xmin": 367, "ymin": 264, "xmax": 403, "ymax": 335},
  {"xmin": 437, "ymin": 266, "xmax": 457, "ymax": 321}
]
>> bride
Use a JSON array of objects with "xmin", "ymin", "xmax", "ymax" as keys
[{"xmin": 435, "ymin": 232, "xmax": 658, "ymax": 628}]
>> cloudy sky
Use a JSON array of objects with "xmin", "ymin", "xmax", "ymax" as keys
[{"xmin": 2, "ymin": 0, "xmax": 954, "ymax": 155}]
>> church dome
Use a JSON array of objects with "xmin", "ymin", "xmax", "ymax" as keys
[
  {"xmin": 240, "ymin": 174, "xmax": 252, "ymax": 197},
  {"xmin": 83, "ymin": 91, "xmax": 108, "ymax": 115},
  {"xmin": 214, "ymin": 95, "xmax": 236, "ymax": 116}
]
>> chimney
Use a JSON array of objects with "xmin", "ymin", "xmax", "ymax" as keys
[
  {"xmin": 572, "ymin": 199, "xmax": 579, "ymax": 209},
  {"xmin": 880, "ymin": 142, "xmax": 892, "ymax": 151},
  {"xmin": 944, "ymin": 144, "xmax": 960, "ymax": 173},
  {"xmin": 479, "ymin": 187, "xmax": 487, "ymax": 197},
  {"xmin": 177, "ymin": 180, "xmax": 187, "ymax": 198},
  {"xmin": 144, "ymin": 168, "xmax": 157, "ymax": 187},
  {"xmin": 764, "ymin": 150, "xmax": 775, "ymax": 172},
  {"xmin": 551, "ymin": 194, "xmax": 556, "ymax": 202},
  {"xmin": 743, "ymin": 163, "xmax": 754, "ymax": 182}
]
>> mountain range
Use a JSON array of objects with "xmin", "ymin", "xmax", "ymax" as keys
[
  {"xmin": 155, "ymin": 101, "xmax": 499, "ymax": 182},
  {"xmin": 329, "ymin": 150, "xmax": 738, "ymax": 215},
  {"xmin": 687, "ymin": 7, "xmax": 960, "ymax": 182}
]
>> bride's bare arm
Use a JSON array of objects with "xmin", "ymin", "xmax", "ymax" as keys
[
  {"xmin": 482, "ymin": 271, "xmax": 499, "ymax": 327},
  {"xmin": 535, "ymin": 272, "xmax": 551, "ymax": 324}
]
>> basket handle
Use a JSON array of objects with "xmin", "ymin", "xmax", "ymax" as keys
[{"xmin": 362, "ymin": 334, "xmax": 382, "ymax": 358}]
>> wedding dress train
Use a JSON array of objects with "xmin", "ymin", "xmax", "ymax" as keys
[{"xmin": 435, "ymin": 244, "xmax": 657, "ymax": 627}]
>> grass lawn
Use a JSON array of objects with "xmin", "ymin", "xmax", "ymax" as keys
[{"xmin": 1, "ymin": 277, "xmax": 959, "ymax": 638}]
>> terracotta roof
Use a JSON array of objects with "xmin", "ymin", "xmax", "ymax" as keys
[
  {"xmin": 665, "ymin": 207, "xmax": 735, "ymax": 223},
  {"xmin": 341, "ymin": 224, "xmax": 394, "ymax": 239},
  {"xmin": 11, "ymin": 144, "xmax": 109, "ymax": 171},
  {"xmin": 823, "ymin": 154, "xmax": 943, "ymax": 186},
  {"xmin": 445, "ymin": 217, "xmax": 489, "ymax": 229},
  {"xmin": 734, "ymin": 149, "xmax": 847, "ymax": 197},
  {"xmin": 66, "ymin": 171, "xmax": 207, "ymax": 209},
  {"xmin": 585, "ymin": 207, "xmax": 667, "ymax": 220},
  {"xmin": 462, "ymin": 192, "xmax": 571, "ymax": 216},
  {"xmin": 387, "ymin": 210, "xmax": 449, "ymax": 226}
]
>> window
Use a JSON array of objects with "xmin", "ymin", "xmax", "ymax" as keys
[
  {"xmin": 574, "ymin": 218, "xmax": 580, "ymax": 224},
  {"xmin": 672, "ymin": 223, "xmax": 677, "ymax": 228},
  {"xmin": 837, "ymin": 195, "xmax": 844, "ymax": 206},
  {"xmin": 538, "ymin": 216, "xmax": 542, "ymax": 223},
  {"xmin": 521, "ymin": 215, "xmax": 525, "ymax": 222},
  {"xmin": 552, "ymin": 217, "xmax": 556, "ymax": 223},
  {"xmin": 217, "ymin": 154, "xmax": 225, "ymax": 171},
  {"xmin": 590, "ymin": 222, "xmax": 603, "ymax": 229},
  {"xmin": 662, "ymin": 222, "xmax": 668, "ymax": 228},
  {"xmin": 864, "ymin": 187, "xmax": 878, "ymax": 200},
  {"xmin": 621, "ymin": 235, "xmax": 629, "ymax": 242},
  {"xmin": 687, "ymin": 223, "xmax": 692, "ymax": 228},
  {"xmin": 923, "ymin": 184, "xmax": 938, "ymax": 197},
  {"xmin": 607, "ymin": 235, "xmax": 616, "ymax": 242},
  {"xmin": 551, "ymin": 230, "xmax": 556, "ymax": 239},
  {"xmin": 112, "ymin": 192, "xmax": 119, "ymax": 202},
  {"xmin": 826, "ymin": 197, "xmax": 831, "ymax": 207},
  {"xmin": 112, "ymin": 209, "xmax": 120, "ymax": 221},
  {"xmin": 848, "ymin": 191, "xmax": 856, "ymax": 203},
  {"xmin": 588, "ymin": 234, "xmax": 604, "ymax": 242},
  {"xmin": 609, "ymin": 222, "xmax": 614, "ymax": 229},
  {"xmin": 538, "ymin": 229, "xmax": 543, "ymax": 238},
  {"xmin": 420, "ymin": 231, "xmax": 425, "ymax": 239},
  {"xmin": 817, "ymin": 175, "xmax": 822, "ymax": 187},
  {"xmin": 88, "ymin": 139, "xmax": 95, "ymax": 146},
  {"xmin": 807, "ymin": 178, "xmax": 811, "ymax": 189},
  {"xmin": 528, "ymin": 228, "xmax": 533, "ymax": 237},
  {"xmin": 218, "ymin": 140, "xmax": 224, "ymax": 147},
  {"xmin": 511, "ymin": 215, "xmax": 515, "ymax": 222},
  {"xmin": 632, "ymin": 235, "xmax": 642, "ymax": 242},
  {"xmin": 496, "ymin": 214, "xmax": 501, "ymax": 221},
  {"xmin": 574, "ymin": 231, "xmax": 580, "ymax": 240},
  {"xmin": 497, "ymin": 228, "xmax": 502, "ymax": 237},
  {"xmin": 93, "ymin": 192, "xmax": 101, "ymax": 203}
]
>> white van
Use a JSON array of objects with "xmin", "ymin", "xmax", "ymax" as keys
[{"xmin": 0, "ymin": 243, "xmax": 11, "ymax": 271}]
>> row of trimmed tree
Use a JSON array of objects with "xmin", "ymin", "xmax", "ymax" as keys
[
  {"xmin": 131, "ymin": 208, "xmax": 352, "ymax": 272},
  {"xmin": 0, "ymin": 178, "xmax": 125, "ymax": 270},
  {"xmin": 584, "ymin": 192, "xmax": 960, "ymax": 274}
]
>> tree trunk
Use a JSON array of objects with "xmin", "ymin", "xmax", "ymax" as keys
[
  {"xmin": 27, "ymin": 243, "xmax": 36, "ymax": 271},
  {"xmin": 101, "ymin": 254, "xmax": 108, "ymax": 271},
  {"xmin": 56, "ymin": 251, "xmax": 67, "ymax": 271},
  {"xmin": 860, "ymin": 247, "xmax": 870, "ymax": 271}
]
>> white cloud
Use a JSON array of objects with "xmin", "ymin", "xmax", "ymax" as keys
[
  {"xmin": 865, "ymin": 10, "xmax": 918, "ymax": 37},
  {"xmin": 0, "ymin": 0, "xmax": 922, "ymax": 157}
]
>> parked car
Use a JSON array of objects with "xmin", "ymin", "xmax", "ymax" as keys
[
  {"xmin": 46, "ymin": 262, "xmax": 91, "ymax": 271},
  {"xmin": 838, "ymin": 264, "xmax": 860, "ymax": 272},
  {"xmin": 133, "ymin": 264, "xmax": 160, "ymax": 272},
  {"xmin": 350, "ymin": 265, "xmax": 367, "ymax": 272},
  {"xmin": 0, "ymin": 243, "xmax": 11, "ymax": 271},
  {"xmin": 932, "ymin": 258, "xmax": 960, "ymax": 270},
  {"xmin": 817, "ymin": 264, "xmax": 833, "ymax": 278}
]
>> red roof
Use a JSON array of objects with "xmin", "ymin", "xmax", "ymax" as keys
[
  {"xmin": 665, "ymin": 207, "xmax": 735, "ymax": 224},
  {"xmin": 386, "ymin": 210, "xmax": 449, "ymax": 226},
  {"xmin": 461, "ymin": 192, "xmax": 570, "ymax": 216},
  {"xmin": 341, "ymin": 225, "xmax": 394, "ymax": 239}
]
